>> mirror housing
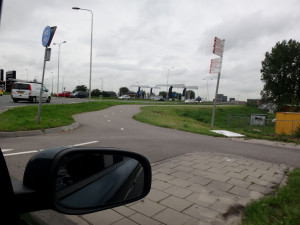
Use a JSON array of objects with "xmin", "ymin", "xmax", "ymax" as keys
[{"xmin": 22, "ymin": 147, "xmax": 152, "ymax": 215}]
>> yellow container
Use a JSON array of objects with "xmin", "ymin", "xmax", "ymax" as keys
[{"xmin": 275, "ymin": 112, "xmax": 300, "ymax": 135}]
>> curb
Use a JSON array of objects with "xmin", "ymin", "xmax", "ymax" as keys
[{"xmin": 0, "ymin": 122, "xmax": 79, "ymax": 138}]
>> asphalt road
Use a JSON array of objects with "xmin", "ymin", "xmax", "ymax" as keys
[
  {"xmin": 2, "ymin": 105, "xmax": 299, "ymax": 183},
  {"xmin": 0, "ymin": 94, "xmax": 91, "ymax": 108}
]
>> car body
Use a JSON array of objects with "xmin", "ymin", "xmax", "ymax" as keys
[
  {"xmin": 11, "ymin": 82, "xmax": 51, "ymax": 103},
  {"xmin": 153, "ymin": 96, "xmax": 165, "ymax": 101},
  {"xmin": 70, "ymin": 91, "xmax": 88, "ymax": 98},
  {"xmin": 57, "ymin": 91, "xmax": 72, "ymax": 97},
  {"xmin": 0, "ymin": 88, "xmax": 3, "ymax": 96},
  {"xmin": 184, "ymin": 99, "xmax": 198, "ymax": 104},
  {"xmin": 118, "ymin": 95, "xmax": 130, "ymax": 100}
]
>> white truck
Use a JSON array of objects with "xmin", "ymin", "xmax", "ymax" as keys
[{"xmin": 11, "ymin": 81, "xmax": 51, "ymax": 103}]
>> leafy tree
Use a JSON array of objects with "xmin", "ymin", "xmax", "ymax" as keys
[
  {"xmin": 186, "ymin": 90, "xmax": 195, "ymax": 99},
  {"xmin": 91, "ymin": 88, "xmax": 101, "ymax": 97},
  {"xmin": 159, "ymin": 91, "xmax": 167, "ymax": 98},
  {"xmin": 119, "ymin": 87, "xmax": 129, "ymax": 96},
  {"xmin": 73, "ymin": 85, "xmax": 88, "ymax": 93},
  {"xmin": 261, "ymin": 39, "xmax": 300, "ymax": 111}
]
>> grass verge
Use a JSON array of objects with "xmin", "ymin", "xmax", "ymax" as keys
[
  {"xmin": 0, "ymin": 101, "xmax": 127, "ymax": 131},
  {"xmin": 241, "ymin": 168, "xmax": 300, "ymax": 225},
  {"xmin": 134, "ymin": 106, "xmax": 300, "ymax": 143}
]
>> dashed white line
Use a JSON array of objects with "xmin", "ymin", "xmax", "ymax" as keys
[
  {"xmin": 2, "ymin": 149, "xmax": 14, "ymax": 152},
  {"xmin": 4, "ymin": 150, "xmax": 38, "ymax": 157},
  {"xmin": 107, "ymin": 120, "xmax": 111, "ymax": 122},
  {"xmin": 120, "ymin": 128, "xmax": 125, "ymax": 131},
  {"xmin": 72, "ymin": 141, "xmax": 99, "ymax": 147}
]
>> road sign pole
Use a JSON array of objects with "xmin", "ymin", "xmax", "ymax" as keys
[
  {"xmin": 37, "ymin": 48, "xmax": 48, "ymax": 124},
  {"xmin": 210, "ymin": 72, "xmax": 221, "ymax": 130}
]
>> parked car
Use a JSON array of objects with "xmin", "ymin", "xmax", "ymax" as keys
[
  {"xmin": 57, "ymin": 91, "xmax": 72, "ymax": 97},
  {"xmin": 11, "ymin": 81, "xmax": 51, "ymax": 103},
  {"xmin": 184, "ymin": 99, "xmax": 198, "ymax": 104},
  {"xmin": 153, "ymin": 96, "xmax": 165, "ymax": 101},
  {"xmin": 0, "ymin": 88, "xmax": 3, "ymax": 96},
  {"xmin": 118, "ymin": 95, "xmax": 130, "ymax": 100},
  {"xmin": 70, "ymin": 91, "xmax": 88, "ymax": 98}
]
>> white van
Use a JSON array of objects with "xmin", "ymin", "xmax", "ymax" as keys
[{"xmin": 11, "ymin": 82, "xmax": 51, "ymax": 103}]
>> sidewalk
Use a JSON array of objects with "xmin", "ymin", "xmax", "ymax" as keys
[{"xmin": 58, "ymin": 152, "xmax": 291, "ymax": 225}]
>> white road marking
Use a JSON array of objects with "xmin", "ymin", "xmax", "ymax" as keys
[
  {"xmin": 107, "ymin": 120, "xmax": 111, "ymax": 122},
  {"xmin": 120, "ymin": 128, "xmax": 124, "ymax": 131},
  {"xmin": 72, "ymin": 141, "xmax": 99, "ymax": 147},
  {"xmin": 2, "ymin": 149, "xmax": 14, "ymax": 152},
  {"xmin": 105, "ymin": 115, "xmax": 107, "ymax": 118},
  {"xmin": 4, "ymin": 150, "xmax": 38, "ymax": 157}
]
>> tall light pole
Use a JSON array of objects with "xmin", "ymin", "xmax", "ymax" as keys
[
  {"xmin": 163, "ymin": 67, "xmax": 174, "ymax": 99},
  {"xmin": 72, "ymin": 7, "xmax": 93, "ymax": 100},
  {"xmin": 53, "ymin": 41, "xmax": 67, "ymax": 95},
  {"xmin": 25, "ymin": 69, "xmax": 28, "ymax": 81}
]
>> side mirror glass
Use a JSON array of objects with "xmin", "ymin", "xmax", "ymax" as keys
[
  {"xmin": 55, "ymin": 153, "xmax": 145, "ymax": 210},
  {"xmin": 23, "ymin": 147, "xmax": 152, "ymax": 215}
]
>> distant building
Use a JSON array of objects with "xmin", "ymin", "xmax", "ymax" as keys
[
  {"xmin": 127, "ymin": 91, "xmax": 139, "ymax": 98},
  {"xmin": 222, "ymin": 96, "xmax": 227, "ymax": 102},
  {"xmin": 229, "ymin": 98, "xmax": 235, "ymax": 102},
  {"xmin": 247, "ymin": 99, "xmax": 262, "ymax": 106},
  {"xmin": 215, "ymin": 94, "xmax": 228, "ymax": 102}
]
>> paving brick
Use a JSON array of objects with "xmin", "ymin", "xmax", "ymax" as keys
[
  {"xmin": 82, "ymin": 209, "xmax": 123, "ymax": 225},
  {"xmin": 178, "ymin": 160, "xmax": 195, "ymax": 166},
  {"xmin": 229, "ymin": 186, "xmax": 251, "ymax": 197},
  {"xmin": 170, "ymin": 170, "xmax": 195, "ymax": 180},
  {"xmin": 226, "ymin": 178, "xmax": 251, "ymax": 189},
  {"xmin": 113, "ymin": 206, "xmax": 136, "ymax": 217},
  {"xmin": 153, "ymin": 173, "xmax": 175, "ymax": 181},
  {"xmin": 155, "ymin": 166, "xmax": 177, "ymax": 174},
  {"xmin": 207, "ymin": 180, "xmax": 234, "ymax": 192},
  {"xmin": 191, "ymin": 170, "xmax": 230, "ymax": 182},
  {"xmin": 260, "ymin": 174, "xmax": 282, "ymax": 183},
  {"xmin": 146, "ymin": 188, "xmax": 170, "ymax": 202},
  {"xmin": 209, "ymin": 200, "xmax": 232, "ymax": 213},
  {"xmin": 245, "ymin": 176, "xmax": 269, "ymax": 186},
  {"xmin": 207, "ymin": 167, "xmax": 228, "ymax": 175},
  {"xmin": 242, "ymin": 170, "xmax": 262, "ymax": 178},
  {"xmin": 160, "ymin": 196, "xmax": 193, "ymax": 211},
  {"xmin": 225, "ymin": 171, "xmax": 248, "ymax": 180},
  {"xmin": 153, "ymin": 208, "xmax": 192, "ymax": 225},
  {"xmin": 185, "ymin": 193, "xmax": 218, "ymax": 207},
  {"xmin": 161, "ymin": 162, "xmax": 178, "ymax": 169},
  {"xmin": 167, "ymin": 177, "xmax": 193, "ymax": 188},
  {"xmin": 183, "ymin": 204, "xmax": 219, "ymax": 220},
  {"xmin": 248, "ymin": 184, "xmax": 273, "ymax": 194},
  {"xmin": 129, "ymin": 199, "xmax": 166, "ymax": 217},
  {"xmin": 111, "ymin": 218, "xmax": 138, "ymax": 225},
  {"xmin": 188, "ymin": 175, "xmax": 213, "ymax": 186},
  {"xmin": 249, "ymin": 191, "xmax": 265, "ymax": 200},
  {"xmin": 129, "ymin": 213, "xmax": 161, "ymax": 225},
  {"xmin": 151, "ymin": 180, "xmax": 173, "ymax": 190},
  {"xmin": 186, "ymin": 184, "xmax": 212, "ymax": 194},
  {"xmin": 174, "ymin": 165, "xmax": 195, "ymax": 172},
  {"xmin": 255, "ymin": 168, "xmax": 274, "ymax": 177},
  {"xmin": 191, "ymin": 163, "xmax": 212, "ymax": 171},
  {"xmin": 164, "ymin": 186, "xmax": 193, "ymax": 198}
]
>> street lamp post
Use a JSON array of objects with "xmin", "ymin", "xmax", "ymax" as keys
[
  {"xmin": 100, "ymin": 78, "xmax": 103, "ymax": 92},
  {"xmin": 72, "ymin": 7, "xmax": 93, "ymax": 100},
  {"xmin": 163, "ymin": 67, "xmax": 174, "ymax": 99},
  {"xmin": 53, "ymin": 41, "xmax": 67, "ymax": 96}
]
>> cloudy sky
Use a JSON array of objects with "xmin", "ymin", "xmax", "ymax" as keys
[{"xmin": 0, "ymin": 0, "xmax": 299, "ymax": 100}]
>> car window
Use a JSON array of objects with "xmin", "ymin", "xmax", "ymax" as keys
[{"xmin": 13, "ymin": 83, "xmax": 29, "ymax": 90}]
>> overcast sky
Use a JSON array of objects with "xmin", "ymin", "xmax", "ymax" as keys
[{"xmin": 0, "ymin": 0, "xmax": 299, "ymax": 100}]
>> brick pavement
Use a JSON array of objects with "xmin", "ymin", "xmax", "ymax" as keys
[{"xmin": 65, "ymin": 152, "xmax": 291, "ymax": 225}]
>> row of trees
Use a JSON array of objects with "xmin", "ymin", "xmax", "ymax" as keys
[{"xmin": 261, "ymin": 39, "xmax": 300, "ymax": 111}]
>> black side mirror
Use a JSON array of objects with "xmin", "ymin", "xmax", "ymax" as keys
[{"xmin": 20, "ymin": 147, "xmax": 152, "ymax": 215}]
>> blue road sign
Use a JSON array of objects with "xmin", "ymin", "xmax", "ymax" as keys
[
  {"xmin": 174, "ymin": 93, "xmax": 177, "ymax": 97},
  {"xmin": 139, "ymin": 91, "xmax": 142, "ymax": 95},
  {"xmin": 42, "ymin": 26, "xmax": 51, "ymax": 47}
]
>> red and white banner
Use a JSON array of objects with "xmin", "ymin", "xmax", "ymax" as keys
[
  {"xmin": 209, "ymin": 58, "xmax": 222, "ymax": 74},
  {"xmin": 213, "ymin": 37, "xmax": 224, "ymax": 57}
]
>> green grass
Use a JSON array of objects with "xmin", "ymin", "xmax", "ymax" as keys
[
  {"xmin": 134, "ymin": 106, "xmax": 300, "ymax": 143},
  {"xmin": 0, "ymin": 101, "xmax": 129, "ymax": 131},
  {"xmin": 241, "ymin": 168, "xmax": 300, "ymax": 225},
  {"xmin": 0, "ymin": 100, "xmax": 212, "ymax": 131}
]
